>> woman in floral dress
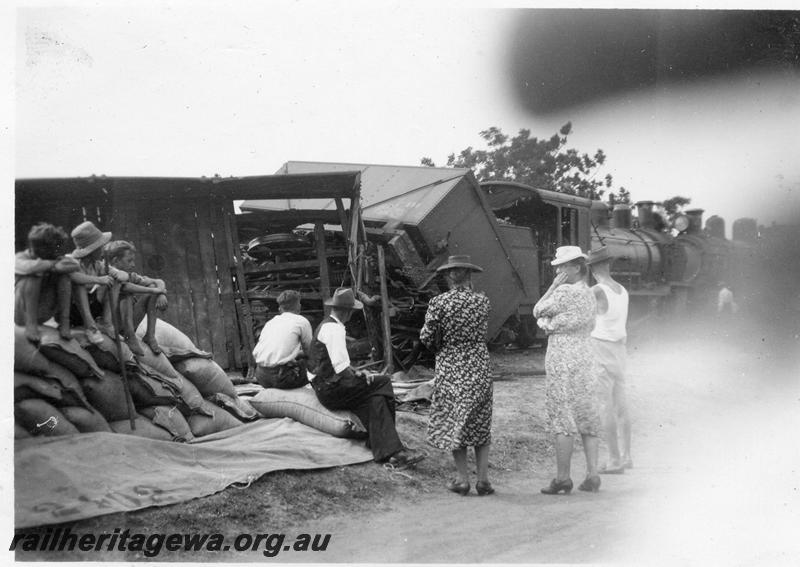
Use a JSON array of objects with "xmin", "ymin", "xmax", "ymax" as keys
[
  {"xmin": 420, "ymin": 255, "xmax": 494, "ymax": 496},
  {"xmin": 533, "ymin": 246, "xmax": 602, "ymax": 494}
]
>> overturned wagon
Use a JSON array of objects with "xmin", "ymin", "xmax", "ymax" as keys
[{"xmin": 243, "ymin": 162, "xmax": 543, "ymax": 367}]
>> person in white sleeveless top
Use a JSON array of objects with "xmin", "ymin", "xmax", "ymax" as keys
[{"xmin": 588, "ymin": 246, "xmax": 633, "ymax": 474}]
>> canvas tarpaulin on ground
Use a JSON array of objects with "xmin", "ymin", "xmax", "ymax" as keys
[{"xmin": 15, "ymin": 418, "xmax": 373, "ymax": 528}]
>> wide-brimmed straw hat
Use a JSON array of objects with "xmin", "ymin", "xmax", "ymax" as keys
[
  {"xmin": 586, "ymin": 246, "xmax": 612, "ymax": 266},
  {"xmin": 71, "ymin": 221, "xmax": 112, "ymax": 259},
  {"xmin": 324, "ymin": 288, "xmax": 363, "ymax": 310},
  {"xmin": 551, "ymin": 246, "xmax": 587, "ymax": 266},
  {"xmin": 436, "ymin": 254, "xmax": 483, "ymax": 272}
]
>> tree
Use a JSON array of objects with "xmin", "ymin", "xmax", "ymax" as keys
[
  {"xmin": 608, "ymin": 188, "xmax": 632, "ymax": 206},
  {"xmin": 421, "ymin": 122, "xmax": 630, "ymax": 203},
  {"xmin": 660, "ymin": 196, "xmax": 691, "ymax": 216}
]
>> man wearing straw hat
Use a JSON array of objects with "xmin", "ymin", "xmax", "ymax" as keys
[
  {"xmin": 587, "ymin": 246, "xmax": 633, "ymax": 474},
  {"xmin": 308, "ymin": 288, "xmax": 424, "ymax": 467}
]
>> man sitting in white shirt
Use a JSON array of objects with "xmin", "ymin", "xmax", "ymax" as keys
[{"xmin": 252, "ymin": 290, "xmax": 313, "ymax": 389}]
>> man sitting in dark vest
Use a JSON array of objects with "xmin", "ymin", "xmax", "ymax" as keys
[{"xmin": 308, "ymin": 287, "xmax": 424, "ymax": 467}]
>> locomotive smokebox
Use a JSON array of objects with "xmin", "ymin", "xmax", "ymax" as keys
[
  {"xmin": 635, "ymin": 201, "xmax": 656, "ymax": 229},
  {"xmin": 685, "ymin": 208, "xmax": 705, "ymax": 234},
  {"xmin": 612, "ymin": 204, "xmax": 632, "ymax": 229},
  {"xmin": 706, "ymin": 215, "xmax": 726, "ymax": 239}
]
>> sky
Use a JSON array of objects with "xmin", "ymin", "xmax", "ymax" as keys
[{"xmin": 9, "ymin": 1, "xmax": 800, "ymax": 233}]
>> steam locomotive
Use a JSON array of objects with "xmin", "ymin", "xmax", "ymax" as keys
[{"xmin": 479, "ymin": 180, "xmax": 760, "ymax": 338}]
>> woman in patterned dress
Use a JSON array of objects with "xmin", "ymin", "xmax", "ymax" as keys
[
  {"xmin": 420, "ymin": 255, "xmax": 494, "ymax": 496},
  {"xmin": 533, "ymin": 246, "xmax": 602, "ymax": 494}
]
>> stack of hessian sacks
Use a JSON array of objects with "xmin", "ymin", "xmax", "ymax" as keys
[{"xmin": 14, "ymin": 319, "xmax": 258, "ymax": 442}]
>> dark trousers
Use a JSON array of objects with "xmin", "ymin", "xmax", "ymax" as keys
[
  {"xmin": 311, "ymin": 373, "xmax": 402, "ymax": 462},
  {"xmin": 255, "ymin": 360, "xmax": 308, "ymax": 389}
]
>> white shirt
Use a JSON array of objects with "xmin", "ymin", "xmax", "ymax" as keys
[
  {"xmin": 253, "ymin": 311, "xmax": 312, "ymax": 367},
  {"xmin": 308, "ymin": 314, "xmax": 351, "ymax": 377},
  {"xmin": 591, "ymin": 282, "xmax": 629, "ymax": 342}
]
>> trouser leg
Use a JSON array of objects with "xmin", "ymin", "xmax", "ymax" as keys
[
  {"xmin": 351, "ymin": 393, "xmax": 403, "ymax": 462},
  {"xmin": 314, "ymin": 373, "xmax": 402, "ymax": 461}
]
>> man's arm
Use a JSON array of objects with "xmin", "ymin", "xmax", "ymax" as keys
[
  {"xmin": 15, "ymin": 257, "xmax": 55, "ymax": 276},
  {"xmin": 120, "ymin": 282, "xmax": 166, "ymax": 295},
  {"xmin": 592, "ymin": 285, "xmax": 608, "ymax": 315},
  {"xmin": 15, "ymin": 254, "xmax": 79, "ymax": 277},
  {"xmin": 317, "ymin": 322, "xmax": 353, "ymax": 375},
  {"xmin": 299, "ymin": 319, "xmax": 313, "ymax": 356},
  {"xmin": 69, "ymin": 270, "xmax": 115, "ymax": 286}
]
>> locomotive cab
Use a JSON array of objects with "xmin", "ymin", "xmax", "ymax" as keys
[{"xmin": 480, "ymin": 181, "xmax": 592, "ymax": 297}]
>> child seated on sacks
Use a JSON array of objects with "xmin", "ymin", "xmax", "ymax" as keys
[
  {"xmin": 67, "ymin": 221, "xmax": 123, "ymax": 347},
  {"xmin": 100, "ymin": 240, "xmax": 169, "ymax": 356},
  {"xmin": 15, "ymin": 223, "xmax": 81, "ymax": 343}
]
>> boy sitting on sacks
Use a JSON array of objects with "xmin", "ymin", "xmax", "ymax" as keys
[
  {"xmin": 100, "ymin": 240, "xmax": 169, "ymax": 356},
  {"xmin": 15, "ymin": 223, "xmax": 81, "ymax": 343},
  {"xmin": 67, "ymin": 221, "xmax": 123, "ymax": 347}
]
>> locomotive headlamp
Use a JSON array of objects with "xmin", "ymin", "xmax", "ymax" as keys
[{"xmin": 673, "ymin": 214, "xmax": 690, "ymax": 232}]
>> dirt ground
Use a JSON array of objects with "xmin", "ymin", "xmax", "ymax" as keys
[
  {"xmin": 235, "ymin": 321, "xmax": 800, "ymax": 565},
  {"xmin": 13, "ymin": 319, "xmax": 800, "ymax": 564}
]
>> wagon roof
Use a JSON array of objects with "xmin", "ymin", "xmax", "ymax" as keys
[
  {"xmin": 480, "ymin": 180, "xmax": 594, "ymax": 210},
  {"xmin": 241, "ymin": 161, "xmax": 472, "ymax": 220},
  {"xmin": 15, "ymin": 171, "xmax": 362, "ymax": 202}
]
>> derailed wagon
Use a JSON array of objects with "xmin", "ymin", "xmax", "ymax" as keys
[{"xmin": 243, "ymin": 162, "xmax": 546, "ymax": 368}]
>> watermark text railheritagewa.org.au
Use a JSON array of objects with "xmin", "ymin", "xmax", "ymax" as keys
[{"xmin": 10, "ymin": 528, "xmax": 332, "ymax": 558}]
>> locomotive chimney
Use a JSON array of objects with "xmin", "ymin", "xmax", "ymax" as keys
[
  {"xmin": 591, "ymin": 201, "xmax": 610, "ymax": 228},
  {"xmin": 635, "ymin": 201, "xmax": 655, "ymax": 229},
  {"xmin": 612, "ymin": 204, "xmax": 632, "ymax": 229},
  {"xmin": 685, "ymin": 208, "xmax": 704, "ymax": 234},
  {"xmin": 705, "ymin": 215, "xmax": 725, "ymax": 239}
]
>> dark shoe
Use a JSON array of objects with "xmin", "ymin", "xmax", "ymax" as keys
[
  {"xmin": 578, "ymin": 475, "xmax": 601, "ymax": 492},
  {"xmin": 447, "ymin": 479, "xmax": 470, "ymax": 496},
  {"xmin": 208, "ymin": 393, "xmax": 260, "ymax": 422},
  {"xmin": 599, "ymin": 463, "xmax": 626, "ymax": 475},
  {"xmin": 541, "ymin": 478, "xmax": 573, "ymax": 495},
  {"xmin": 389, "ymin": 449, "xmax": 425, "ymax": 468},
  {"xmin": 475, "ymin": 480, "xmax": 495, "ymax": 496}
]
